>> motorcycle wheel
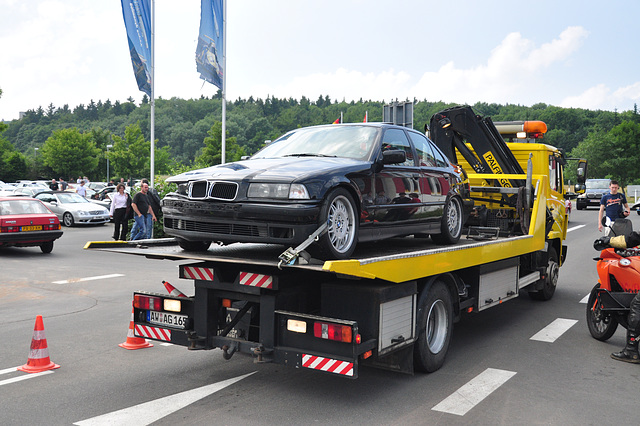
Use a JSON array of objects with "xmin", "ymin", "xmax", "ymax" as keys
[{"xmin": 586, "ymin": 284, "xmax": 618, "ymax": 341}]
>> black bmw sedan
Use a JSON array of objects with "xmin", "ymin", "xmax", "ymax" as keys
[{"xmin": 162, "ymin": 123, "xmax": 469, "ymax": 259}]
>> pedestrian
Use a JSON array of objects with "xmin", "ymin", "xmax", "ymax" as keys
[
  {"xmin": 141, "ymin": 178, "xmax": 161, "ymax": 239},
  {"xmin": 49, "ymin": 179, "xmax": 59, "ymax": 191},
  {"xmin": 120, "ymin": 177, "xmax": 125, "ymax": 186},
  {"xmin": 130, "ymin": 182, "xmax": 157, "ymax": 241},
  {"xmin": 59, "ymin": 177, "xmax": 68, "ymax": 191},
  {"xmin": 109, "ymin": 183, "xmax": 131, "ymax": 240},
  {"xmin": 598, "ymin": 180, "xmax": 630, "ymax": 235},
  {"xmin": 76, "ymin": 180, "xmax": 87, "ymax": 197}
]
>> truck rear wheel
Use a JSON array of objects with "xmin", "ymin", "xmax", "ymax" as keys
[
  {"xmin": 529, "ymin": 247, "xmax": 558, "ymax": 301},
  {"xmin": 414, "ymin": 280, "xmax": 453, "ymax": 373}
]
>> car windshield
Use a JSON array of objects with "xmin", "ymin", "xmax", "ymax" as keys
[
  {"xmin": 586, "ymin": 180, "xmax": 610, "ymax": 190},
  {"xmin": 252, "ymin": 126, "xmax": 379, "ymax": 161},
  {"xmin": 0, "ymin": 200, "xmax": 51, "ymax": 215},
  {"xmin": 57, "ymin": 193, "xmax": 89, "ymax": 204}
]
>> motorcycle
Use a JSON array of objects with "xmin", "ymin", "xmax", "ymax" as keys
[{"xmin": 587, "ymin": 219, "xmax": 640, "ymax": 340}]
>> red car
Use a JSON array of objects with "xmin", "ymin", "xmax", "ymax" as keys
[{"xmin": 0, "ymin": 197, "xmax": 63, "ymax": 253}]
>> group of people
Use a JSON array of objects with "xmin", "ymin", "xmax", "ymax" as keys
[
  {"xmin": 109, "ymin": 179, "xmax": 161, "ymax": 241},
  {"xmin": 48, "ymin": 178, "xmax": 69, "ymax": 191}
]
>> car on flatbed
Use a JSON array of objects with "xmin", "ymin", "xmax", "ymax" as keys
[
  {"xmin": 0, "ymin": 197, "xmax": 63, "ymax": 253},
  {"xmin": 162, "ymin": 123, "xmax": 469, "ymax": 259}
]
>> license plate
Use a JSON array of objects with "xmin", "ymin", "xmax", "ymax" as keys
[
  {"xmin": 21, "ymin": 225, "xmax": 42, "ymax": 232},
  {"xmin": 147, "ymin": 310, "xmax": 188, "ymax": 329}
]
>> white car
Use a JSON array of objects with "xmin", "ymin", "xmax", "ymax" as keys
[{"xmin": 35, "ymin": 191, "xmax": 110, "ymax": 227}]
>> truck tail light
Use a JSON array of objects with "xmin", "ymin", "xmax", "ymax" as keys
[
  {"xmin": 134, "ymin": 294, "xmax": 162, "ymax": 311},
  {"xmin": 313, "ymin": 322, "xmax": 353, "ymax": 343}
]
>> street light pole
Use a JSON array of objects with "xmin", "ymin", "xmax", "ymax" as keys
[
  {"xmin": 106, "ymin": 144, "xmax": 113, "ymax": 182},
  {"xmin": 34, "ymin": 147, "xmax": 39, "ymax": 177}
]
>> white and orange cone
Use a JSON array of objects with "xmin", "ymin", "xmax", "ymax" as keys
[
  {"xmin": 18, "ymin": 315, "xmax": 60, "ymax": 373},
  {"xmin": 119, "ymin": 308, "xmax": 153, "ymax": 350},
  {"xmin": 163, "ymin": 280, "xmax": 187, "ymax": 297}
]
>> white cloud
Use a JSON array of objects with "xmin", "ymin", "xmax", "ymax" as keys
[
  {"xmin": 233, "ymin": 26, "xmax": 592, "ymax": 108},
  {"xmin": 410, "ymin": 27, "xmax": 589, "ymax": 105},
  {"xmin": 561, "ymin": 82, "xmax": 640, "ymax": 111}
]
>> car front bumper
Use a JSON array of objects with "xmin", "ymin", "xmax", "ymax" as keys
[{"xmin": 162, "ymin": 196, "xmax": 322, "ymax": 245}]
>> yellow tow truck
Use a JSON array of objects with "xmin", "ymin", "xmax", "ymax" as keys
[{"xmin": 86, "ymin": 106, "xmax": 586, "ymax": 378}]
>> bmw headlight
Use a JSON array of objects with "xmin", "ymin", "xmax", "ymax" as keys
[{"xmin": 248, "ymin": 183, "xmax": 310, "ymax": 199}]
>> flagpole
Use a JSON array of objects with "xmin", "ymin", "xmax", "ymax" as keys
[
  {"xmin": 221, "ymin": 0, "xmax": 227, "ymax": 164},
  {"xmin": 150, "ymin": 0, "xmax": 155, "ymax": 185}
]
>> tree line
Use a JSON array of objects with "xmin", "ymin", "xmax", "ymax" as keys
[{"xmin": 1, "ymin": 89, "xmax": 639, "ymax": 185}]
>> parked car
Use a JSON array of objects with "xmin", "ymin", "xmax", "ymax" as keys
[
  {"xmin": 0, "ymin": 197, "xmax": 63, "ymax": 253},
  {"xmin": 162, "ymin": 123, "xmax": 469, "ymax": 259},
  {"xmin": 34, "ymin": 191, "xmax": 110, "ymax": 227},
  {"xmin": 12, "ymin": 187, "xmax": 47, "ymax": 197},
  {"xmin": 576, "ymin": 179, "xmax": 610, "ymax": 210},
  {"xmin": 87, "ymin": 182, "xmax": 107, "ymax": 191}
]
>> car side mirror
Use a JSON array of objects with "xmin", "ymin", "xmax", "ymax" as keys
[{"xmin": 382, "ymin": 149, "xmax": 406, "ymax": 165}]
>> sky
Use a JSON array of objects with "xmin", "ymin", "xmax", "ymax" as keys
[{"xmin": 1, "ymin": 0, "xmax": 639, "ymax": 122}]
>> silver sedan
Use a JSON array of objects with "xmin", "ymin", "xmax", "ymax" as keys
[{"xmin": 35, "ymin": 191, "xmax": 110, "ymax": 227}]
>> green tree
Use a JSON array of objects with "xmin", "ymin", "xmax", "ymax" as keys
[
  {"xmin": 110, "ymin": 122, "xmax": 150, "ymax": 180},
  {"xmin": 196, "ymin": 121, "xmax": 245, "ymax": 167},
  {"xmin": 40, "ymin": 128, "xmax": 100, "ymax": 178}
]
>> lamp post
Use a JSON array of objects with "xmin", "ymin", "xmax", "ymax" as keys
[
  {"xmin": 34, "ymin": 147, "xmax": 39, "ymax": 177},
  {"xmin": 106, "ymin": 144, "xmax": 113, "ymax": 182}
]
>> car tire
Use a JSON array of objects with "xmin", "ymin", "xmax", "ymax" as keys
[
  {"xmin": 431, "ymin": 196, "xmax": 463, "ymax": 245},
  {"xmin": 40, "ymin": 241, "xmax": 54, "ymax": 254},
  {"xmin": 414, "ymin": 280, "xmax": 453, "ymax": 373},
  {"xmin": 177, "ymin": 239, "xmax": 212, "ymax": 252},
  {"xmin": 318, "ymin": 187, "xmax": 358, "ymax": 260},
  {"xmin": 63, "ymin": 212, "xmax": 74, "ymax": 227}
]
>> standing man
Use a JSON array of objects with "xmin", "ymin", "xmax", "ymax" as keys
[
  {"xmin": 598, "ymin": 180, "xmax": 630, "ymax": 235},
  {"xmin": 59, "ymin": 177, "xmax": 68, "ymax": 191},
  {"xmin": 140, "ymin": 179, "xmax": 161, "ymax": 239},
  {"xmin": 130, "ymin": 182, "xmax": 157, "ymax": 240},
  {"xmin": 76, "ymin": 180, "xmax": 87, "ymax": 197},
  {"xmin": 49, "ymin": 179, "xmax": 59, "ymax": 191}
]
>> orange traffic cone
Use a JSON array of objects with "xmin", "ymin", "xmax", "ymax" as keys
[
  {"xmin": 163, "ymin": 280, "xmax": 187, "ymax": 297},
  {"xmin": 18, "ymin": 315, "xmax": 60, "ymax": 373},
  {"xmin": 119, "ymin": 308, "xmax": 153, "ymax": 350}
]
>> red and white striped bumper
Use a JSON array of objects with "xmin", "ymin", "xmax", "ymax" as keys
[
  {"xmin": 302, "ymin": 354, "xmax": 354, "ymax": 377},
  {"xmin": 135, "ymin": 324, "xmax": 171, "ymax": 342}
]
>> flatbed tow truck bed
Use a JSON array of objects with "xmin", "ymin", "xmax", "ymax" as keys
[{"xmin": 85, "ymin": 231, "xmax": 541, "ymax": 283}]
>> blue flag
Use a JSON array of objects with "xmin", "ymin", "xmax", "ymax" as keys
[
  {"xmin": 196, "ymin": 0, "xmax": 224, "ymax": 89},
  {"xmin": 121, "ymin": 0, "xmax": 152, "ymax": 96}
]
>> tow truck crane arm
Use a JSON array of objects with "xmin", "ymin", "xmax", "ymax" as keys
[{"xmin": 429, "ymin": 105, "xmax": 525, "ymax": 189}]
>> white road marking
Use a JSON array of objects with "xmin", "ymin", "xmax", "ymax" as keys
[
  {"xmin": 580, "ymin": 294, "xmax": 590, "ymax": 304},
  {"xmin": 530, "ymin": 318, "xmax": 578, "ymax": 342},
  {"xmin": 0, "ymin": 368, "xmax": 55, "ymax": 387},
  {"xmin": 432, "ymin": 368, "xmax": 516, "ymax": 416},
  {"xmin": 52, "ymin": 274, "xmax": 124, "ymax": 284},
  {"xmin": 74, "ymin": 371, "xmax": 256, "ymax": 425},
  {"xmin": 567, "ymin": 224, "xmax": 586, "ymax": 233}
]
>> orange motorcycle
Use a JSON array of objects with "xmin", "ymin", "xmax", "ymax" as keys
[{"xmin": 587, "ymin": 221, "xmax": 640, "ymax": 340}]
